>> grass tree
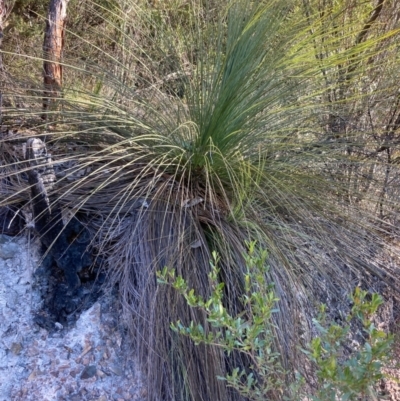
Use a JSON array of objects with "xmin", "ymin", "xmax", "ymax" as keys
[{"xmin": 1, "ymin": 0, "xmax": 399, "ymax": 400}]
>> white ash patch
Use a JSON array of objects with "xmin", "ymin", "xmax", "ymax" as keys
[{"xmin": 0, "ymin": 235, "xmax": 147, "ymax": 401}]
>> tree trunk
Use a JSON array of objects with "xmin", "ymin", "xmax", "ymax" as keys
[{"xmin": 42, "ymin": 0, "xmax": 70, "ymax": 119}]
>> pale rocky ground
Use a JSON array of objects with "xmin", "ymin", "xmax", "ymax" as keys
[{"xmin": 0, "ymin": 234, "xmax": 147, "ymax": 401}]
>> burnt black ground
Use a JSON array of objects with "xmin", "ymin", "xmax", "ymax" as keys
[
  {"xmin": 32, "ymin": 216, "xmax": 105, "ymax": 329},
  {"xmin": 33, "ymin": 248, "xmax": 105, "ymax": 330},
  {"xmin": 0, "ymin": 208, "xmax": 105, "ymax": 330}
]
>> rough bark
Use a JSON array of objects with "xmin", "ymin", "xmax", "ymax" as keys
[{"xmin": 42, "ymin": 0, "xmax": 70, "ymax": 118}]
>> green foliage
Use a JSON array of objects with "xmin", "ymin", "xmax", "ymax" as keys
[
  {"xmin": 157, "ymin": 242, "xmax": 293, "ymax": 400},
  {"xmin": 305, "ymin": 288, "xmax": 394, "ymax": 401},
  {"xmin": 158, "ymin": 244, "xmax": 395, "ymax": 401},
  {"xmin": 4, "ymin": 0, "xmax": 47, "ymax": 40}
]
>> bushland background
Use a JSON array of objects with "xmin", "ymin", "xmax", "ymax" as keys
[{"xmin": 0, "ymin": 1, "xmax": 400, "ymax": 400}]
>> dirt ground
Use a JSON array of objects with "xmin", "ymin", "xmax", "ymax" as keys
[{"xmin": 0, "ymin": 234, "xmax": 147, "ymax": 401}]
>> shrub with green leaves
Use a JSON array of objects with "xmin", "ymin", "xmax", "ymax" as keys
[
  {"xmin": 158, "ymin": 245, "xmax": 395, "ymax": 401},
  {"xmin": 306, "ymin": 288, "xmax": 394, "ymax": 401},
  {"xmin": 158, "ymin": 241, "xmax": 290, "ymax": 400}
]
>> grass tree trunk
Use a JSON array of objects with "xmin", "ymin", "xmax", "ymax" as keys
[{"xmin": 42, "ymin": 0, "xmax": 69, "ymax": 120}]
